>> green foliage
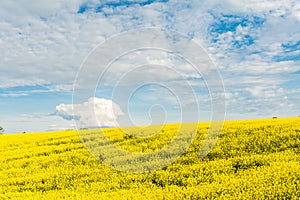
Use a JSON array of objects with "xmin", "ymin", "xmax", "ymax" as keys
[
  {"xmin": 0, "ymin": 125, "xmax": 4, "ymax": 133},
  {"xmin": 0, "ymin": 118, "xmax": 299, "ymax": 199}
]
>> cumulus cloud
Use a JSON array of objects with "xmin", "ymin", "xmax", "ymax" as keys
[{"xmin": 55, "ymin": 97, "xmax": 123, "ymax": 128}]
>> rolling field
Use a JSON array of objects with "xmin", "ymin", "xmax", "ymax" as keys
[{"xmin": 1, "ymin": 118, "xmax": 300, "ymax": 199}]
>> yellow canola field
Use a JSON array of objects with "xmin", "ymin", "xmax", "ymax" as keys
[{"xmin": 0, "ymin": 117, "xmax": 300, "ymax": 199}]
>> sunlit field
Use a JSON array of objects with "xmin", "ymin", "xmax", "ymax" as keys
[{"xmin": 1, "ymin": 117, "xmax": 300, "ymax": 199}]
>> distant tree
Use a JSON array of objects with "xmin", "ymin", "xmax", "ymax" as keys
[{"xmin": 0, "ymin": 126, "xmax": 4, "ymax": 134}]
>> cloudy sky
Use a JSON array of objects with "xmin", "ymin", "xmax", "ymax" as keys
[{"xmin": 0, "ymin": 0, "xmax": 299, "ymax": 133}]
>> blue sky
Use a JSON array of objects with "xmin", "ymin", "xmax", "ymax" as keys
[{"xmin": 0, "ymin": 0, "xmax": 299, "ymax": 133}]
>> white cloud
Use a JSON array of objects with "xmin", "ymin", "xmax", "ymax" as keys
[
  {"xmin": 0, "ymin": 0, "xmax": 297, "ymax": 91},
  {"xmin": 55, "ymin": 97, "xmax": 124, "ymax": 128},
  {"xmin": 227, "ymin": 60, "xmax": 300, "ymax": 75},
  {"xmin": 0, "ymin": 79, "xmax": 50, "ymax": 89},
  {"xmin": 0, "ymin": 93, "xmax": 28, "ymax": 97}
]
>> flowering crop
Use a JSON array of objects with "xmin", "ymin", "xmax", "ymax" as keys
[{"xmin": 0, "ymin": 117, "xmax": 299, "ymax": 199}]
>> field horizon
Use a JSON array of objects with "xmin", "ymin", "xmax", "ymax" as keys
[{"xmin": 4, "ymin": 116, "xmax": 298, "ymax": 135}]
